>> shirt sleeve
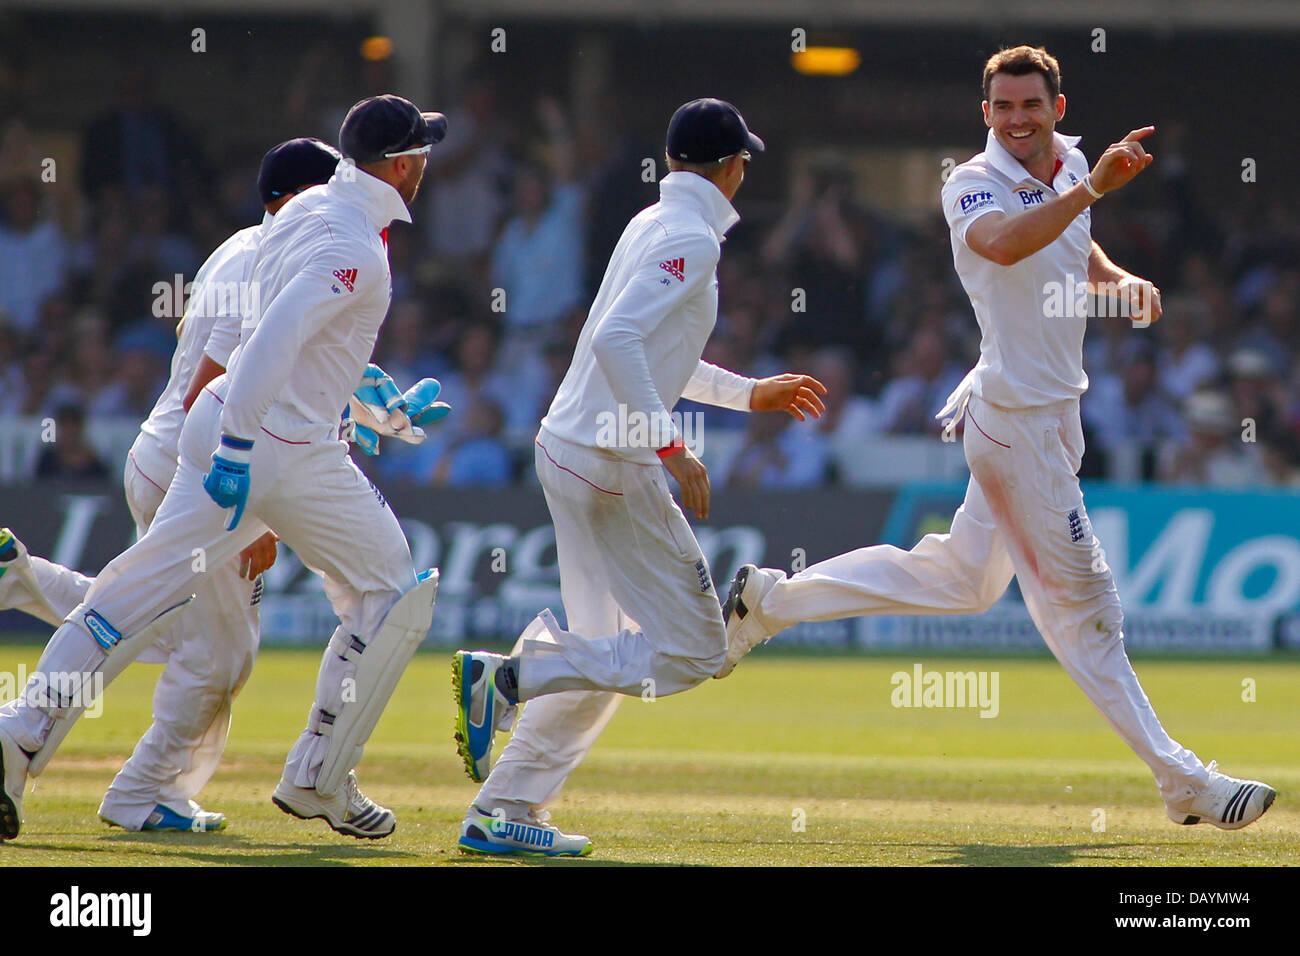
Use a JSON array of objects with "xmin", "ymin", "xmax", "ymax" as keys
[
  {"xmin": 199, "ymin": 251, "xmax": 254, "ymax": 368},
  {"xmin": 941, "ymin": 169, "xmax": 1008, "ymax": 245},
  {"xmin": 589, "ymin": 228, "xmax": 719, "ymax": 445},
  {"xmin": 681, "ymin": 360, "xmax": 755, "ymax": 411},
  {"xmin": 219, "ymin": 243, "xmax": 379, "ymax": 442}
]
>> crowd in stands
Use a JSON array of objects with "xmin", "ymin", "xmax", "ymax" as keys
[{"xmin": 2, "ymin": 66, "xmax": 1297, "ymax": 489}]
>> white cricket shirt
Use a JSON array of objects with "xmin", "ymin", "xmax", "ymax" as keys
[
  {"xmin": 219, "ymin": 161, "xmax": 407, "ymax": 441},
  {"xmin": 541, "ymin": 171, "xmax": 756, "ymax": 463},
  {"xmin": 941, "ymin": 129, "xmax": 1094, "ymax": 409},
  {"xmin": 132, "ymin": 214, "xmax": 269, "ymax": 482}
]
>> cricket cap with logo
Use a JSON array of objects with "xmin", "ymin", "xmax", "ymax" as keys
[
  {"xmin": 666, "ymin": 98, "xmax": 765, "ymax": 163},
  {"xmin": 257, "ymin": 138, "xmax": 342, "ymax": 205},
  {"xmin": 340, "ymin": 94, "xmax": 448, "ymax": 165}
]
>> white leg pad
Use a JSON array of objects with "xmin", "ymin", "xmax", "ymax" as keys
[
  {"xmin": 29, "ymin": 596, "xmax": 195, "ymax": 777},
  {"xmin": 314, "ymin": 572, "xmax": 437, "ymax": 797}
]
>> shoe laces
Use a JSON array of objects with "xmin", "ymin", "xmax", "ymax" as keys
[{"xmin": 344, "ymin": 772, "xmax": 374, "ymax": 812}]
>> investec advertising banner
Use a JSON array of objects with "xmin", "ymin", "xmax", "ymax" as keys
[{"xmin": 0, "ymin": 480, "xmax": 1294, "ymax": 653}]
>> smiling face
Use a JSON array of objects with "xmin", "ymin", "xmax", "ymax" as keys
[{"xmin": 982, "ymin": 71, "xmax": 1066, "ymax": 173}]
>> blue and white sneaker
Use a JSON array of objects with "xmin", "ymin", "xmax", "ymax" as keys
[
  {"xmin": 101, "ymin": 800, "xmax": 227, "ymax": 832},
  {"xmin": 458, "ymin": 805, "xmax": 592, "ymax": 857},
  {"xmin": 0, "ymin": 528, "xmax": 17, "ymax": 566},
  {"xmin": 452, "ymin": 651, "xmax": 517, "ymax": 783},
  {"xmin": 1165, "ymin": 760, "xmax": 1277, "ymax": 830}
]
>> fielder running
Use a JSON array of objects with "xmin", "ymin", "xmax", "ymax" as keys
[
  {"xmin": 0, "ymin": 95, "xmax": 449, "ymax": 841},
  {"xmin": 0, "ymin": 138, "xmax": 339, "ymax": 832},
  {"xmin": 719, "ymin": 47, "xmax": 1275, "ymax": 830},
  {"xmin": 452, "ymin": 98, "xmax": 827, "ymax": 856}
]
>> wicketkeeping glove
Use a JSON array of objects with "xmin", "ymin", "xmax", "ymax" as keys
[
  {"xmin": 403, "ymin": 378, "xmax": 452, "ymax": 428},
  {"xmin": 340, "ymin": 406, "xmax": 381, "ymax": 456},
  {"xmin": 350, "ymin": 363, "xmax": 424, "ymax": 443},
  {"xmin": 202, "ymin": 435, "xmax": 254, "ymax": 531}
]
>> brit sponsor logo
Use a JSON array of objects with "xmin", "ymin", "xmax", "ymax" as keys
[
  {"xmin": 1017, "ymin": 187, "xmax": 1047, "ymax": 206},
  {"xmin": 959, "ymin": 189, "xmax": 996, "ymax": 213}
]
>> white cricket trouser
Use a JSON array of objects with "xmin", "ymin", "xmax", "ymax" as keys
[
  {"xmin": 748, "ymin": 394, "xmax": 1207, "ymax": 802},
  {"xmin": 475, "ymin": 430, "xmax": 725, "ymax": 815},
  {"xmin": 1, "ymin": 435, "xmax": 262, "ymax": 829},
  {"xmin": 0, "ymin": 387, "xmax": 416, "ymax": 792}
]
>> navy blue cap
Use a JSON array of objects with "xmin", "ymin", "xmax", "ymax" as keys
[
  {"xmin": 666, "ymin": 98, "xmax": 765, "ymax": 164},
  {"xmin": 340, "ymin": 94, "xmax": 447, "ymax": 165},
  {"xmin": 257, "ymin": 138, "xmax": 341, "ymax": 205}
]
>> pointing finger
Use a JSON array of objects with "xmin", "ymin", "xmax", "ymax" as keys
[{"xmin": 1121, "ymin": 126, "xmax": 1156, "ymax": 143}]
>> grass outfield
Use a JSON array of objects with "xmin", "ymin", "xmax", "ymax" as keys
[{"xmin": 0, "ymin": 641, "xmax": 1295, "ymax": 866}]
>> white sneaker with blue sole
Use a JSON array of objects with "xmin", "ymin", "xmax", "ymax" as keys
[
  {"xmin": 452, "ymin": 651, "xmax": 517, "ymax": 783},
  {"xmin": 458, "ymin": 805, "xmax": 592, "ymax": 857},
  {"xmin": 100, "ymin": 800, "xmax": 227, "ymax": 832}
]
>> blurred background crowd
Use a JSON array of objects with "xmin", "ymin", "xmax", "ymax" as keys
[{"xmin": 1, "ymin": 12, "xmax": 1297, "ymax": 491}]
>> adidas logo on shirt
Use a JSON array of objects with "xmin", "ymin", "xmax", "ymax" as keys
[{"xmin": 659, "ymin": 258, "xmax": 685, "ymax": 282}]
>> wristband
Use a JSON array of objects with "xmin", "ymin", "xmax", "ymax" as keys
[
  {"xmin": 1082, "ymin": 174, "xmax": 1103, "ymax": 199},
  {"xmin": 656, "ymin": 435, "xmax": 685, "ymax": 460}
]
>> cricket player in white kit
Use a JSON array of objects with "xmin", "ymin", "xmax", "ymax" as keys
[
  {"xmin": 0, "ymin": 96, "xmax": 449, "ymax": 841},
  {"xmin": 719, "ymin": 47, "xmax": 1276, "ymax": 831},
  {"xmin": 0, "ymin": 139, "xmax": 340, "ymax": 832},
  {"xmin": 452, "ymin": 99, "xmax": 828, "ymax": 856}
]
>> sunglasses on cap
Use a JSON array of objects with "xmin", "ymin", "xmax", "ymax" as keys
[{"xmin": 717, "ymin": 149, "xmax": 752, "ymax": 164}]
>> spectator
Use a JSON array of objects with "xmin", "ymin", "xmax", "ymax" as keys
[
  {"xmin": 422, "ymin": 66, "xmax": 512, "ymax": 278},
  {"xmin": 0, "ymin": 174, "xmax": 68, "ymax": 332},
  {"xmin": 876, "ymin": 328, "xmax": 965, "ymax": 434},
  {"xmin": 1163, "ymin": 391, "xmax": 1268, "ymax": 487},
  {"xmin": 80, "ymin": 67, "xmax": 201, "ymax": 204},
  {"xmin": 491, "ymin": 98, "xmax": 585, "ymax": 377},
  {"xmin": 1084, "ymin": 347, "xmax": 1187, "ymax": 477},
  {"xmin": 380, "ymin": 396, "xmax": 513, "ymax": 488},
  {"xmin": 34, "ymin": 400, "xmax": 109, "ymax": 479},
  {"xmin": 762, "ymin": 158, "xmax": 878, "ymax": 360},
  {"xmin": 808, "ymin": 347, "xmax": 883, "ymax": 478},
  {"xmin": 715, "ymin": 411, "xmax": 828, "ymax": 490},
  {"xmin": 375, "ymin": 298, "xmax": 452, "ymax": 389},
  {"xmin": 1157, "ymin": 294, "xmax": 1220, "ymax": 402}
]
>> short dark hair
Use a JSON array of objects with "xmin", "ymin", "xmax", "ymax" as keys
[{"xmin": 982, "ymin": 45, "xmax": 1061, "ymax": 101}]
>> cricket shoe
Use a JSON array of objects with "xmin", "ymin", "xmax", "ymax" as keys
[
  {"xmin": 1165, "ymin": 761, "xmax": 1276, "ymax": 830},
  {"xmin": 0, "ymin": 724, "xmax": 30, "ymax": 841},
  {"xmin": 0, "ymin": 728, "xmax": 29, "ymax": 842},
  {"xmin": 452, "ymin": 651, "xmax": 518, "ymax": 783},
  {"xmin": 458, "ymin": 805, "xmax": 592, "ymax": 857},
  {"xmin": 271, "ymin": 771, "xmax": 395, "ymax": 839},
  {"xmin": 714, "ymin": 564, "xmax": 782, "ymax": 679},
  {"xmin": 99, "ymin": 800, "xmax": 227, "ymax": 833}
]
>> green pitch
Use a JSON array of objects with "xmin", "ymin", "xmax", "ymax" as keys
[{"xmin": 0, "ymin": 642, "xmax": 1295, "ymax": 866}]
